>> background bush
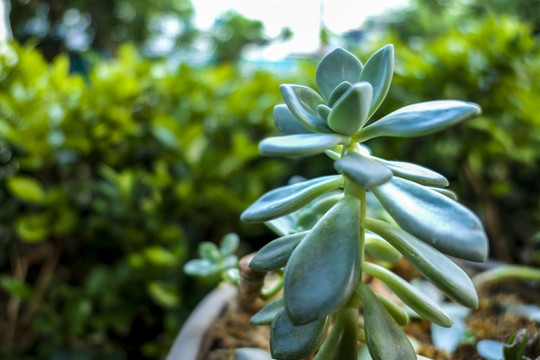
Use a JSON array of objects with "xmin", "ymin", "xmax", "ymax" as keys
[{"xmin": 0, "ymin": 42, "xmax": 310, "ymax": 359}]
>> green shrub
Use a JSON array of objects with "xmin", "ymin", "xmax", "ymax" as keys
[{"xmin": 0, "ymin": 42, "xmax": 296, "ymax": 358}]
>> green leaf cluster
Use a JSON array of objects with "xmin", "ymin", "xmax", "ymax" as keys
[
  {"xmin": 0, "ymin": 42, "xmax": 291, "ymax": 358},
  {"xmin": 243, "ymin": 46, "xmax": 488, "ymax": 360}
]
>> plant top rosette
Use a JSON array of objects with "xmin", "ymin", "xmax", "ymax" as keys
[{"xmin": 241, "ymin": 45, "xmax": 489, "ymax": 360}]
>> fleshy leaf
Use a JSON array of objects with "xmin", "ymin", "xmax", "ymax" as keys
[
  {"xmin": 356, "ymin": 282, "xmax": 416, "ymax": 360},
  {"xmin": 259, "ymin": 134, "xmax": 350, "ymax": 157},
  {"xmin": 477, "ymin": 340, "xmax": 504, "ymax": 360},
  {"xmin": 358, "ymin": 100, "xmax": 481, "ymax": 141},
  {"xmin": 317, "ymin": 104, "xmax": 331, "ymax": 122},
  {"xmin": 280, "ymin": 84, "xmax": 330, "ymax": 133},
  {"xmin": 371, "ymin": 177, "xmax": 488, "ymax": 262},
  {"xmin": 220, "ymin": 233, "xmax": 240, "ymax": 256},
  {"xmin": 316, "ymin": 48, "xmax": 362, "ymax": 101},
  {"xmin": 249, "ymin": 231, "xmax": 308, "ymax": 271},
  {"xmin": 284, "ymin": 196, "xmax": 361, "ymax": 324},
  {"xmin": 309, "ymin": 192, "xmax": 344, "ymax": 216},
  {"xmin": 270, "ymin": 308, "xmax": 330, "ymax": 359},
  {"xmin": 376, "ymin": 294, "xmax": 409, "ymax": 326},
  {"xmin": 334, "ymin": 153, "xmax": 392, "ymax": 189},
  {"xmin": 274, "ymin": 104, "xmax": 315, "ymax": 135},
  {"xmin": 327, "ymin": 81, "xmax": 352, "ymax": 107},
  {"xmin": 313, "ymin": 308, "xmax": 358, "ymax": 360},
  {"xmin": 241, "ymin": 175, "xmax": 343, "ymax": 223},
  {"xmin": 363, "ymin": 262, "xmax": 452, "ymax": 327},
  {"xmin": 431, "ymin": 304, "xmax": 471, "ymax": 354},
  {"xmin": 363, "ymin": 218, "xmax": 479, "ymax": 308},
  {"xmin": 250, "ymin": 297, "xmax": 284, "ymax": 325},
  {"xmin": 328, "ymin": 82, "xmax": 373, "ymax": 135},
  {"xmin": 428, "ymin": 186, "xmax": 458, "ymax": 200},
  {"xmin": 359, "ymin": 44, "xmax": 394, "ymax": 118},
  {"xmin": 365, "ymin": 233, "xmax": 402, "ymax": 263},
  {"xmin": 504, "ymin": 329, "xmax": 528, "ymax": 360},
  {"xmin": 374, "ymin": 159, "xmax": 449, "ymax": 187}
]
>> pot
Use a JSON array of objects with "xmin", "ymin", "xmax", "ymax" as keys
[{"xmin": 167, "ymin": 283, "xmax": 238, "ymax": 360}]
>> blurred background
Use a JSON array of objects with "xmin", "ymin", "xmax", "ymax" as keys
[{"xmin": 0, "ymin": 0, "xmax": 539, "ymax": 358}]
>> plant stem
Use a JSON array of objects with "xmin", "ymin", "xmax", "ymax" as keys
[{"xmin": 237, "ymin": 253, "xmax": 266, "ymax": 310}]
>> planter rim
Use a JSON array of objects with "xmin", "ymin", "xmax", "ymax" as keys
[{"xmin": 167, "ymin": 283, "xmax": 238, "ymax": 360}]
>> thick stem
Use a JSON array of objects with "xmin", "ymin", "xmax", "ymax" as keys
[{"xmin": 237, "ymin": 253, "xmax": 266, "ymax": 310}]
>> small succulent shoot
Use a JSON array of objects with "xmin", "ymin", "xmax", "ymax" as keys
[
  {"xmin": 477, "ymin": 329, "xmax": 533, "ymax": 360},
  {"xmin": 242, "ymin": 46, "xmax": 489, "ymax": 360},
  {"xmin": 184, "ymin": 233, "xmax": 240, "ymax": 285}
]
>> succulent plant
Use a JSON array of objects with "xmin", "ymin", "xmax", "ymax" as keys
[{"xmin": 241, "ymin": 45, "xmax": 489, "ymax": 360}]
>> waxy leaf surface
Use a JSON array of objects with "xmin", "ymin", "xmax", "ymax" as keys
[
  {"xmin": 375, "ymin": 159, "xmax": 449, "ymax": 187},
  {"xmin": 242, "ymin": 175, "xmax": 343, "ymax": 223},
  {"xmin": 328, "ymin": 82, "xmax": 373, "ymax": 135},
  {"xmin": 376, "ymin": 294, "xmax": 409, "ymax": 326},
  {"xmin": 259, "ymin": 134, "xmax": 350, "ymax": 157},
  {"xmin": 250, "ymin": 231, "xmax": 308, "ymax": 271},
  {"xmin": 363, "ymin": 262, "xmax": 452, "ymax": 327},
  {"xmin": 429, "ymin": 187, "xmax": 458, "ymax": 200},
  {"xmin": 365, "ymin": 233, "xmax": 402, "ymax": 263},
  {"xmin": 316, "ymin": 48, "xmax": 362, "ymax": 101},
  {"xmin": 250, "ymin": 297, "xmax": 284, "ymax": 325},
  {"xmin": 284, "ymin": 196, "xmax": 361, "ymax": 324},
  {"xmin": 280, "ymin": 84, "xmax": 330, "ymax": 133},
  {"xmin": 317, "ymin": 104, "xmax": 331, "ymax": 122},
  {"xmin": 270, "ymin": 309, "xmax": 329, "ymax": 359},
  {"xmin": 327, "ymin": 81, "xmax": 352, "ymax": 107},
  {"xmin": 334, "ymin": 153, "xmax": 392, "ymax": 189},
  {"xmin": 371, "ymin": 177, "xmax": 488, "ymax": 262},
  {"xmin": 358, "ymin": 100, "xmax": 481, "ymax": 141},
  {"xmin": 364, "ymin": 218, "xmax": 479, "ymax": 308},
  {"xmin": 274, "ymin": 104, "xmax": 314, "ymax": 135},
  {"xmin": 357, "ymin": 282, "xmax": 416, "ymax": 360},
  {"xmin": 313, "ymin": 308, "xmax": 358, "ymax": 360},
  {"xmin": 359, "ymin": 44, "xmax": 394, "ymax": 118}
]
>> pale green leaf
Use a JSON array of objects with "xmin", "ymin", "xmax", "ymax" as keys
[
  {"xmin": 363, "ymin": 218, "xmax": 479, "ymax": 308},
  {"xmin": 250, "ymin": 231, "xmax": 308, "ymax": 271},
  {"xmin": 316, "ymin": 48, "xmax": 363, "ymax": 101},
  {"xmin": 280, "ymin": 84, "xmax": 330, "ymax": 133},
  {"xmin": 284, "ymin": 196, "xmax": 361, "ymax": 324},
  {"xmin": 274, "ymin": 104, "xmax": 314, "ymax": 135},
  {"xmin": 371, "ymin": 177, "xmax": 488, "ymax": 262},
  {"xmin": 328, "ymin": 82, "xmax": 373, "ymax": 135},
  {"xmin": 363, "ymin": 262, "xmax": 452, "ymax": 327},
  {"xmin": 358, "ymin": 100, "xmax": 481, "ymax": 141},
  {"xmin": 270, "ymin": 309, "xmax": 329, "ymax": 359},
  {"xmin": 334, "ymin": 152, "xmax": 392, "ymax": 189},
  {"xmin": 359, "ymin": 44, "xmax": 394, "ymax": 118},
  {"xmin": 242, "ymin": 175, "xmax": 343, "ymax": 223},
  {"xmin": 250, "ymin": 297, "xmax": 284, "ymax": 325},
  {"xmin": 313, "ymin": 308, "xmax": 358, "ymax": 360},
  {"xmin": 259, "ymin": 134, "xmax": 350, "ymax": 157},
  {"xmin": 356, "ymin": 282, "xmax": 416, "ymax": 360}
]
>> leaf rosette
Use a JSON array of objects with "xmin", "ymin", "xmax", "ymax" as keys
[{"xmin": 242, "ymin": 45, "xmax": 489, "ymax": 360}]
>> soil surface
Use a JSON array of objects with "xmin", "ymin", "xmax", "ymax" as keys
[{"xmin": 202, "ymin": 274, "xmax": 540, "ymax": 359}]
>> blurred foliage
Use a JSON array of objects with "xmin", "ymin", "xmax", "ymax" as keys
[
  {"xmin": 9, "ymin": 0, "xmax": 195, "ymax": 58},
  {"xmin": 0, "ymin": 42, "xmax": 304, "ymax": 359},
  {"xmin": 377, "ymin": 0, "xmax": 540, "ymax": 43},
  {"xmin": 211, "ymin": 10, "xmax": 267, "ymax": 65},
  {"xmin": 360, "ymin": 14, "xmax": 540, "ymax": 264}
]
